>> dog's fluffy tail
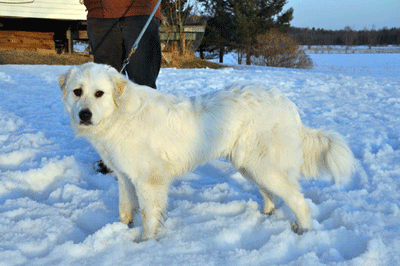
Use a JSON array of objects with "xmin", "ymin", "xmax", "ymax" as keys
[{"xmin": 300, "ymin": 126, "xmax": 355, "ymax": 184}]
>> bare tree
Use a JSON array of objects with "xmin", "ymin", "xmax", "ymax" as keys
[{"xmin": 162, "ymin": 0, "xmax": 193, "ymax": 54}]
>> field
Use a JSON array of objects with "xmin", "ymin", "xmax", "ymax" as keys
[{"xmin": 0, "ymin": 53, "xmax": 399, "ymax": 265}]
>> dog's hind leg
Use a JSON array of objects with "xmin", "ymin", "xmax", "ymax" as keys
[
  {"xmin": 242, "ymin": 167, "xmax": 311, "ymax": 233},
  {"xmin": 239, "ymin": 168, "xmax": 275, "ymax": 215},
  {"xmin": 264, "ymin": 171, "xmax": 311, "ymax": 233}
]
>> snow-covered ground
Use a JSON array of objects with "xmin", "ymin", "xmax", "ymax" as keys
[{"xmin": 1, "ymin": 54, "xmax": 399, "ymax": 265}]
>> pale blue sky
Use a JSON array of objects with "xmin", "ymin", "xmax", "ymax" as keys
[{"xmin": 287, "ymin": 0, "xmax": 400, "ymax": 30}]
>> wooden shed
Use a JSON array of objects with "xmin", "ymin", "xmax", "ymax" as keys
[{"xmin": 0, "ymin": 0, "xmax": 87, "ymax": 20}]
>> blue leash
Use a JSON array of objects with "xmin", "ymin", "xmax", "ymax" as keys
[{"xmin": 120, "ymin": 0, "xmax": 162, "ymax": 74}]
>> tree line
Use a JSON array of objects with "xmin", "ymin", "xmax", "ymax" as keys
[{"xmin": 290, "ymin": 27, "xmax": 400, "ymax": 47}]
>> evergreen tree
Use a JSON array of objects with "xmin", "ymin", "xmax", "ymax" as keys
[
  {"xmin": 233, "ymin": 0, "xmax": 293, "ymax": 64},
  {"xmin": 198, "ymin": 0, "xmax": 236, "ymax": 63},
  {"xmin": 199, "ymin": 0, "xmax": 293, "ymax": 64}
]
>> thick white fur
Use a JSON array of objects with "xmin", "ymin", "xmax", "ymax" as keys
[{"xmin": 60, "ymin": 63, "xmax": 355, "ymax": 240}]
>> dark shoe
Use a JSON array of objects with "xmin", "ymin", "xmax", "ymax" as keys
[{"xmin": 94, "ymin": 160, "xmax": 113, "ymax": 174}]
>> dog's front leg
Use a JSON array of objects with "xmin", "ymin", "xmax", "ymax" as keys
[
  {"xmin": 117, "ymin": 172, "xmax": 139, "ymax": 225},
  {"xmin": 136, "ymin": 180, "xmax": 170, "ymax": 240}
]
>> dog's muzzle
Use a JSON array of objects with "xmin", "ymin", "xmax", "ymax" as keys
[{"xmin": 79, "ymin": 109, "xmax": 92, "ymax": 125}]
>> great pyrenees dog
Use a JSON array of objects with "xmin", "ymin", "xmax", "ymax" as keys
[{"xmin": 60, "ymin": 62, "xmax": 355, "ymax": 240}]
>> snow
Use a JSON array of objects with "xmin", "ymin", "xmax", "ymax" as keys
[{"xmin": 1, "ymin": 54, "xmax": 400, "ymax": 265}]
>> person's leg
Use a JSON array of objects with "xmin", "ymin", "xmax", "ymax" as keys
[
  {"xmin": 87, "ymin": 18, "xmax": 125, "ymax": 71},
  {"xmin": 121, "ymin": 16, "xmax": 161, "ymax": 89}
]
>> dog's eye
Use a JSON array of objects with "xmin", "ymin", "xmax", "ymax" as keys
[
  {"xmin": 73, "ymin": 88, "xmax": 83, "ymax": 97},
  {"xmin": 95, "ymin": 91, "xmax": 104, "ymax": 98}
]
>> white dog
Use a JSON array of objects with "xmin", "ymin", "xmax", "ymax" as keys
[{"xmin": 60, "ymin": 63, "xmax": 355, "ymax": 240}]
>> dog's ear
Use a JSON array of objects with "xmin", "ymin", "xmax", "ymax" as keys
[
  {"xmin": 59, "ymin": 67, "xmax": 77, "ymax": 100},
  {"xmin": 114, "ymin": 77, "xmax": 128, "ymax": 107},
  {"xmin": 114, "ymin": 75, "xmax": 127, "ymax": 100},
  {"xmin": 59, "ymin": 73, "xmax": 67, "ymax": 100},
  {"xmin": 107, "ymin": 67, "xmax": 127, "ymax": 107},
  {"xmin": 106, "ymin": 66, "xmax": 143, "ymax": 113}
]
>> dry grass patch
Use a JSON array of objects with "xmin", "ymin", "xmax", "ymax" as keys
[
  {"xmin": 0, "ymin": 49, "xmax": 92, "ymax": 65},
  {"xmin": 0, "ymin": 48, "xmax": 224, "ymax": 69}
]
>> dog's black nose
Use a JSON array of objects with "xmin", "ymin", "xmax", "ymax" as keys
[{"xmin": 79, "ymin": 109, "xmax": 92, "ymax": 124}]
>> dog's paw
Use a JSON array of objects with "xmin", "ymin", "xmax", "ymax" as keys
[
  {"xmin": 120, "ymin": 213, "xmax": 133, "ymax": 226},
  {"xmin": 263, "ymin": 208, "xmax": 275, "ymax": 216},
  {"xmin": 135, "ymin": 234, "xmax": 157, "ymax": 243},
  {"xmin": 291, "ymin": 222, "xmax": 310, "ymax": 235},
  {"xmin": 139, "ymin": 230, "xmax": 157, "ymax": 242}
]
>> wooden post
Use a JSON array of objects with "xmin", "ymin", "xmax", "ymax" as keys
[{"xmin": 66, "ymin": 29, "xmax": 73, "ymax": 54}]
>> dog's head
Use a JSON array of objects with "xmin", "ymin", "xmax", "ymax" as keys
[{"xmin": 59, "ymin": 63, "xmax": 127, "ymax": 128}]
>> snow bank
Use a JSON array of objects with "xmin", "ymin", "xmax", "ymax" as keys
[{"xmin": 0, "ymin": 54, "xmax": 399, "ymax": 265}]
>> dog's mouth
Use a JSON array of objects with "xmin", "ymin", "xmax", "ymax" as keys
[{"xmin": 79, "ymin": 120, "xmax": 93, "ymax": 126}]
